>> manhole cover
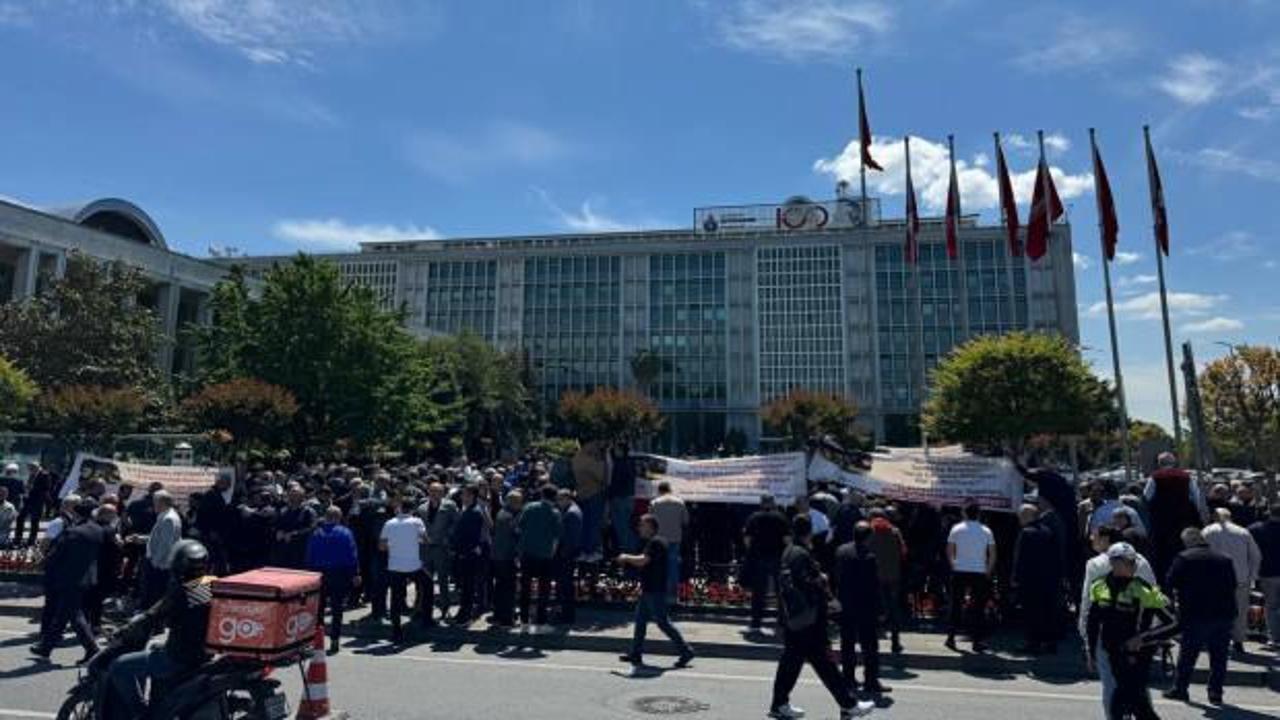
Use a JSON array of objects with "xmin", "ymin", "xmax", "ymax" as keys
[{"xmin": 630, "ymin": 696, "xmax": 711, "ymax": 715}]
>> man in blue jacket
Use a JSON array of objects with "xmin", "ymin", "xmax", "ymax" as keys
[
  {"xmin": 555, "ymin": 488, "xmax": 583, "ymax": 625},
  {"xmin": 451, "ymin": 484, "xmax": 487, "ymax": 625},
  {"xmin": 306, "ymin": 506, "xmax": 359, "ymax": 654}
]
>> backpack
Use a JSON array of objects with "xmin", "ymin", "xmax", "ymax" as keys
[{"xmin": 778, "ymin": 547, "xmax": 819, "ymax": 631}]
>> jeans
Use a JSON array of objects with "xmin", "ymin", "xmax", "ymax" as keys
[
  {"xmin": 666, "ymin": 541, "xmax": 681, "ymax": 602},
  {"xmin": 747, "ymin": 555, "xmax": 780, "ymax": 627},
  {"xmin": 947, "ymin": 572, "xmax": 991, "ymax": 643},
  {"xmin": 319, "ymin": 570, "xmax": 354, "ymax": 642},
  {"xmin": 630, "ymin": 592, "xmax": 692, "ymax": 660},
  {"xmin": 1175, "ymin": 619, "xmax": 1231, "ymax": 696},
  {"xmin": 580, "ymin": 494, "xmax": 605, "ymax": 556},
  {"xmin": 771, "ymin": 623, "xmax": 855, "ymax": 712},
  {"xmin": 1262, "ymin": 577, "xmax": 1280, "ymax": 643},
  {"xmin": 519, "ymin": 555, "xmax": 554, "ymax": 625},
  {"xmin": 109, "ymin": 645, "xmax": 181, "ymax": 718},
  {"xmin": 610, "ymin": 496, "xmax": 636, "ymax": 553}
]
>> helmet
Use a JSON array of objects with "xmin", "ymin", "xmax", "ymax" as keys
[
  {"xmin": 169, "ymin": 539, "xmax": 209, "ymax": 581},
  {"xmin": 1106, "ymin": 542, "xmax": 1138, "ymax": 562},
  {"xmin": 2, "ymin": 463, "xmax": 18, "ymax": 477}
]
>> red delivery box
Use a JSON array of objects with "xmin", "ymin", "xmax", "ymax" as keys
[{"xmin": 206, "ymin": 567, "xmax": 321, "ymax": 661}]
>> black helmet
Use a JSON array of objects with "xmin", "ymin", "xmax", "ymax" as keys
[{"xmin": 169, "ymin": 539, "xmax": 209, "ymax": 582}]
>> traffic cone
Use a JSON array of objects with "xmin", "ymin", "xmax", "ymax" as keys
[{"xmin": 296, "ymin": 627, "xmax": 330, "ymax": 720}]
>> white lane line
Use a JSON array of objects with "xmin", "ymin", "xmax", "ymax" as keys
[
  {"xmin": 344, "ymin": 651, "xmax": 1280, "ymax": 712},
  {"xmin": 0, "ymin": 709, "xmax": 56, "ymax": 718}
]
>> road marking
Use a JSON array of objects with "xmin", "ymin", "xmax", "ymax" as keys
[
  {"xmin": 0, "ymin": 709, "xmax": 56, "ymax": 719},
  {"xmin": 345, "ymin": 650, "xmax": 1280, "ymax": 713}
]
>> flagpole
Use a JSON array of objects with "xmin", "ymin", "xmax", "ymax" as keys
[
  {"xmin": 996, "ymin": 131, "xmax": 1029, "ymax": 331},
  {"xmin": 1091, "ymin": 128, "xmax": 1133, "ymax": 486},
  {"xmin": 1145, "ymin": 125, "xmax": 1183, "ymax": 449},
  {"xmin": 857, "ymin": 68, "xmax": 867, "ymax": 208},
  {"xmin": 906, "ymin": 136, "xmax": 927, "ymax": 441}
]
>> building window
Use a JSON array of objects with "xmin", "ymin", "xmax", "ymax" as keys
[
  {"xmin": 757, "ymin": 245, "xmax": 844, "ymax": 403},
  {"xmin": 339, "ymin": 260, "xmax": 399, "ymax": 312},
  {"xmin": 424, "ymin": 260, "xmax": 496, "ymax": 339},
  {"xmin": 647, "ymin": 252, "xmax": 727, "ymax": 406}
]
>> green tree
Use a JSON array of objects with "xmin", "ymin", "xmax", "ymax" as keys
[
  {"xmin": 37, "ymin": 385, "xmax": 146, "ymax": 455},
  {"xmin": 0, "ymin": 354, "xmax": 37, "ymax": 430},
  {"xmin": 0, "ymin": 253, "xmax": 164, "ymax": 392},
  {"xmin": 424, "ymin": 331, "xmax": 534, "ymax": 460},
  {"xmin": 1200, "ymin": 345, "xmax": 1280, "ymax": 470},
  {"xmin": 923, "ymin": 332, "xmax": 1112, "ymax": 454},
  {"xmin": 629, "ymin": 349, "xmax": 665, "ymax": 393},
  {"xmin": 180, "ymin": 378, "xmax": 299, "ymax": 454},
  {"xmin": 188, "ymin": 265, "xmax": 253, "ymax": 385},
  {"xmin": 760, "ymin": 390, "xmax": 864, "ymax": 451},
  {"xmin": 559, "ymin": 387, "xmax": 663, "ymax": 445}
]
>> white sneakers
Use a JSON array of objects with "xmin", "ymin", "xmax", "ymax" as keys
[
  {"xmin": 768, "ymin": 704, "xmax": 806, "ymax": 719},
  {"xmin": 841, "ymin": 701, "xmax": 875, "ymax": 718},
  {"xmin": 522, "ymin": 623, "xmax": 552, "ymax": 635},
  {"xmin": 769, "ymin": 701, "xmax": 873, "ymax": 719}
]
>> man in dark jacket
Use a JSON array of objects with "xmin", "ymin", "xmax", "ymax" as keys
[
  {"xmin": 16, "ymin": 463, "xmax": 53, "ymax": 547},
  {"xmin": 31, "ymin": 500, "xmax": 103, "ymax": 662},
  {"xmin": 555, "ymin": 488, "xmax": 583, "ymax": 625},
  {"xmin": 195, "ymin": 472, "xmax": 237, "ymax": 575},
  {"xmin": 1164, "ymin": 527, "xmax": 1236, "ymax": 705},
  {"xmin": 1249, "ymin": 502, "xmax": 1280, "ymax": 648},
  {"xmin": 517, "ymin": 484, "xmax": 562, "ymax": 631},
  {"xmin": 744, "ymin": 494, "xmax": 791, "ymax": 630},
  {"xmin": 1145, "ymin": 453, "xmax": 1204, "ymax": 581},
  {"xmin": 488, "ymin": 490, "xmax": 523, "ymax": 627},
  {"xmin": 1012, "ymin": 503, "xmax": 1064, "ymax": 654},
  {"xmin": 451, "ymin": 484, "xmax": 486, "ymax": 625},
  {"xmin": 836, "ymin": 521, "xmax": 889, "ymax": 696},
  {"xmin": 306, "ymin": 506, "xmax": 359, "ymax": 653}
]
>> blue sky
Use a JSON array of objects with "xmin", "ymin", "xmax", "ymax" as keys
[{"xmin": 2, "ymin": 0, "xmax": 1278, "ymax": 431}]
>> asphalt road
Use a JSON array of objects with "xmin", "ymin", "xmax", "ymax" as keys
[{"xmin": 0, "ymin": 614, "xmax": 1276, "ymax": 719}]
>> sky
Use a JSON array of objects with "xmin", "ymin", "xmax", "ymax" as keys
[{"xmin": 1, "ymin": 0, "xmax": 1278, "ymax": 432}]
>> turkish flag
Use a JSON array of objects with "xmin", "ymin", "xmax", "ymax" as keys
[
  {"xmin": 905, "ymin": 159, "xmax": 920, "ymax": 264},
  {"xmin": 1026, "ymin": 158, "xmax": 1064, "ymax": 261},
  {"xmin": 859, "ymin": 78, "xmax": 883, "ymax": 172},
  {"xmin": 944, "ymin": 155, "xmax": 960, "ymax": 260},
  {"xmin": 1145, "ymin": 130, "xmax": 1170, "ymax": 255},
  {"xmin": 996, "ymin": 138, "xmax": 1021, "ymax": 257},
  {"xmin": 1091, "ymin": 136, "xmax": 1119, "ymax": 261}
]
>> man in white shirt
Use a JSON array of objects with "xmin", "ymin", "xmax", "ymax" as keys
[
  {"xmin": 143, "ymin": 491, "xmax": 182, "ymax": 608},
  {"xmin": 380, "ymin": 497, "xmax": 427, "ymax": 644},
  {"xmin": 1203, "ymin": 508, "xmax": 1263, "ymax": 651},
  {"xmin": 0, "ymin": 487, "xmax": 17, "ymax": 548},
  {"xmin": 945, "ymin": 503, "xmax": 996, "ymax": 651},
  {"xmin": 649, "ymin": 482, "xmax": 689, "ymax": 601}
]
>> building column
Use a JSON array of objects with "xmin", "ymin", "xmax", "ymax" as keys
[
  {"xmin": 155, "ymin": 282, "xmax": 181, "ymax": 373},
  {"xmin": 12, "ymin": 246, "xmax": 39, "ymax": 299}
]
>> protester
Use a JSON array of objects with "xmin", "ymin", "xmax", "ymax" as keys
[
  {"xmin": 554, "ymin": 488, "xmax": 582, "ymax": 625},
  {"xmin": 1144, "ymin": 453, "xmax": 1205, "ymax": 581},
  {"xmin": 769, "ymin": 515, "xmax": 873, "ymax": 720},
  {"xmin": 836, "ymin": 521, "xmax": 890, "ymax": 696},
  {"xmin": 1249, "ymin": 501, "xmax": 1280, "ymax": 648},
  {"xmin": 273, "ymin": 484, "xmax": 316, "ymax": 569},
  {"xmin": 864, "ymin": 508, "xmax": 905, "ymax": 654},
  {"xmin": 945, "ymin": 503, "xmax": 996, "ymax": 652},
  {"xmin": 1012, "ymin": 503, "xmax": 1063, "ymax": 654},
  {"xmin": 1079, "ymin": 526, "xmax": 1158, "ymax": 648},
  {"xmin": 141, "ymin": 490, "xmax": 182, "ymax": 609},
  {"xmin": 0, "ymin": 464, "xmax": 22, "ymax": 520},
  {"xmin": 649, "ymin": 481, "xmax": 689, "ymax": 601},
  {"xmin": 517, "ymin": 484, "xmax": 562, "ymax": 633},
  {"xmin": 1163, "ymin": 527, "xmax": 1236, "ymax": 705},
  {"xmin": 744, "ymin": 494, "xmax": 790, "ymax": 630},
  {"xmin": 380, "ymin": 496, "xmax": 426, "ymax": 645},
  {"xmin": 488, "ymin": 490, "xmax": 523, "ymax": 627},
  {"xmin": 1202, "ymin": 508, "xmax": 1262, "ymax": 652},
  {"xmin": 0, "ymin": 486, "xmax": 16, "ymax": 548},
  {"xmin": 418, "ymin": 482, "xmax": 458, "ymax": 624},
  {"xmin": 31, "ymin": 500, "xmax": 103, "ymax": 662},
  {"xmin": 306, "ymin": 505, "xmax": 360, "ymax": 653},
  {"xmin": 616, "ymin": 514, "xmax": 695, "ymax": 670},
  {"xmin": 16, "ymin": 462, "xmax": 53, "ymax": 547},
  {"xmin": 452, "ymin": 484, "xmax": 488, "ymax": 625},
  {"xmin": 609, "ymin": 443, "xmax": 638, "ymax": 553}
]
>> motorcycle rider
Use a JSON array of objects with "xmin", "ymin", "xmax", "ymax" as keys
[{"xmin": 107, "ymin": 538, "xmax": 214, "ymax": 717}]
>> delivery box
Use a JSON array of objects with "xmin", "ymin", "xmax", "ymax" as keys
[{"xmin": 206, "ymin": 567, "xmax": 321, "ymax": 661}]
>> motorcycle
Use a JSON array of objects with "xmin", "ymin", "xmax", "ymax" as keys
[{"xmin": 57, "ymin": 616, "xmax": 293, "ymax": 720}]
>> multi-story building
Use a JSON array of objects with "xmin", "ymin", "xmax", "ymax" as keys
[{"xmin": 230, "ymin": 195, "xmax": 1079, "ymax": 450}]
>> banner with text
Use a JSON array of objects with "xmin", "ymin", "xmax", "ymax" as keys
[
  {"xmin": 636, "ymin": 452, "xmax": 808, "ymax": 505},
  {"xmin": 809, "ymin": 446, "xmax": 1022, "ymax": 511},
  {"xmin": 59, "ymin": 453, "xmax": 225, "ymax": 505}
]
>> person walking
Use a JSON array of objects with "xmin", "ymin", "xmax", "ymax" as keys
[
  {"xmin": 488, "ymin": 490, "xmax": 523, "ymax": 627},
  {"xmin": 744, "ymin": 494, "xmax": 790, "ymax": 630},
  {"xmin": 379, "ymin": 496, "xmax": 426, "ymax": 645},
  {"xmin": 1079, "ymin": 526, "xmax": 1157, "ymax": 647},
  {"xmin": 616, "ymin": 514, "xmax": 695, "ymax": 670},
  {"xmin": 31, "ymin": 500, "xmax": 104, "ymax": 663},
  {"xmin": 1084, "ymin": 543, "xmax": 1179, "ymax": 720},
  {"xmin": 648, "ymin": 481, "xmax": 689, "ymax": 602},
  {"xmin": 1163, "ymin": 528, "xmax": 1236, "ymax": 705},
  {"xmin": 306, "ymin": 505, "xmax": 360, "ymax": 654},
  {"xmin": 553, "ymin": 488, "xmax": 582, "ymax": 625},
  {"xmin": 945, "ymin": 504, "xmax": 996, "ymax": 652},
  {"xmin": 836, "ymin": 521, "xmax": 890, "ymax": 696},
  {"xmin": 417, "ymin": 482, "xmax": 459, "ymax": 624},
  {"xmin": 769, "ymin": 515, "xmax": 873, "ymax": 719},
  {"xmin": 1249, "ymin": 501, "xmax": 1280, "ymax": 648},
  {"xmin": 1012, "ymin": 503, "xmax": 1064, "ymax": 654},
  {"xmin": 517, "ymin": 484, "xmax": 562, "ymax": 633},
  {"xmin": 864, "ymin": 508, "xmax": 905, "ymax": 654},
  {"xmin": 1202, "ymin": 508, "xmax": 1262, "ymax": 653}
]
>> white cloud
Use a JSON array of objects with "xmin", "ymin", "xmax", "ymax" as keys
[
  {"xmin": 532, "ymin": 188, "xmax": 660, "ymax": 233},
  {"xmin": 1113, "ymin": 251, "xmax": 1142, "ymax": 266},
  {"xmin": 1073, "ymin": 252, "xmax": 1092, "ymax": 271},
  {"xmin": 158, "ymin": 0, "xmax": 398, "ymax": 65},
  {"xmin": 1171, "ymin": 147, "xmax": 1280, "ymax": 183},
  {"xmin": 1013, "ymin": 15, "xmax": 1136, "ymax": 72},
  {"xmin": 406, "ymin": 121, "xmax": 568, "ymax": 183},
  {"xmin": 1086, "ymin": 291, "xmax": 1227, "ymax": 320},
  {"xmin": 1157, "ymin": 53, "xmax": 1229, "ymax": 105},
  {"xmin": 0, "ymin": 2, "xmax": 32, "ymax": 26},
  {"xmin": 1004, "ymin": 132, "xmax": 1070, "ymax": 156},
  {"xmin": 1180, "ymin": 317, "xmax": 1245, "ymax": 335},
  {"xmin": 272, "ymin": 217, "xmax": 439, "ymax": 252},
  {"xmin": 715, "ymin": 0, "xmax": 892, "ymax": 62},
  {"xmin": 1188, "ymin": 230, "xmax": 1263, "ymax": 261},
  {"xmin": 1118, "ymin": 274, "xmax": 1158, "ymax": 288},
  {"xmin": 814, "ymin": 134, "xmax": 1093, "ymax": 213}
]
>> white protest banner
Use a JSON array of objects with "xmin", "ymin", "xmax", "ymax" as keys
[
  {"xmin": 809, "ymin": 446, "xmax": 1022, "ymax": 511},
  {"xmin": 635, "ymin": 452, "xmax": 807, "ymax": 505},
  {"xmin": 59, "ymin": 452, "xmax": 225, "ymax": 505}
]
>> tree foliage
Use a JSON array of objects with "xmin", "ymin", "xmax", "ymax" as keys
[
  {"xmin": 560, "ymin": 387, "xmax": 663, "ymax": 445},
  {"xmin": 180, "ymin": 378, "xmax": 299, "ymax": 451},
  {"xmin": 760, "ymin": 390, "xmax": 864, "ymax": 451},
  {"xmin": 629, "ymin": 349, "xmax": 665, "ymax": 391},
  {"xmin": 189, "ymin": 265, "xmax": 253, "ymax": 386},
  {"xmin": 37, "ymin": 385, "xmax": 147, "ymax": 454},
  {"xmin": 0, "ymin": 354, "xmax": 37, "ymax": 430},
  {"xmin": 1200, "ymin": 345, "xmax": 1280, "ymax": 470},
  {"xmin": 0, "ymin": 253, "xmax": 164, "ymax": 392},
  {"xmin": 423, "ymin": 332, "xmax": 534, "ymax": 461},
  {"xmin": 923, "ymin": 332, "xmax": 1112, "ymax": 453}
]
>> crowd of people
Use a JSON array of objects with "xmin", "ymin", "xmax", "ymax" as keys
[{"xmin": 6, "ymin": 448, "xmax": 1280, "ymax": 719}]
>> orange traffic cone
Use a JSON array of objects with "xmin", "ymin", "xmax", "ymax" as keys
[{"xmin": 296, "ymin": 627, "xmax": 330, "ymax": 720}]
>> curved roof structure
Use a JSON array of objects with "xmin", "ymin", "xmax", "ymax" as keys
[{"xmin": 46, "ymin": 197, "xmax": 168, "ymax": 249}]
